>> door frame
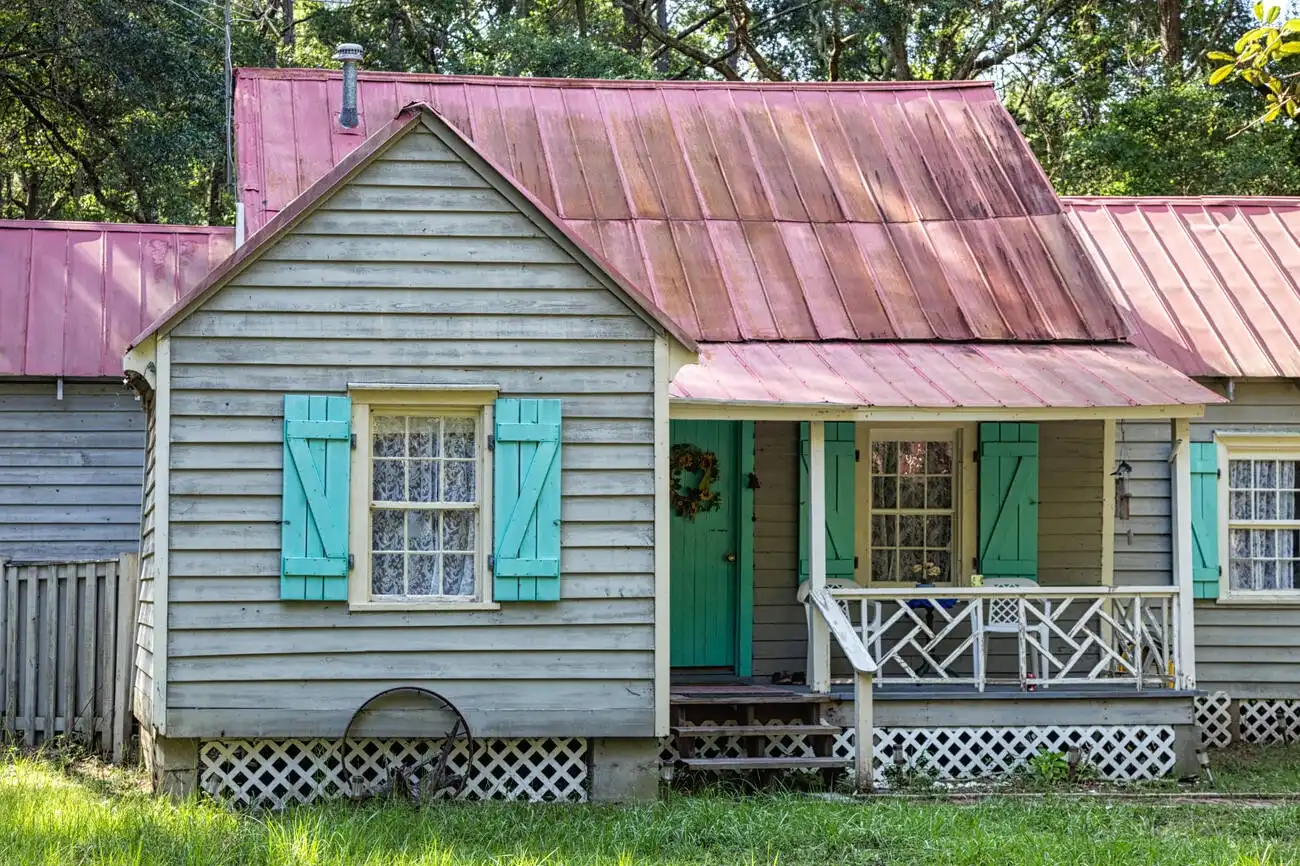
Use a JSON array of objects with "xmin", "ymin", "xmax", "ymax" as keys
[{"xmin": 667, "ymin": 420, "xmax": 755, "ymax": 677}]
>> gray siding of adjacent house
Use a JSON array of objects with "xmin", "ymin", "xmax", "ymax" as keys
[
  {"xmin": 1116, "ymin": 381, "xmax": 1300, "ymax": 696},
  {"xmin": 156, "ymin": 123, "xmax": 659, "ymax": 739},
  {"xmin": 133, "ymin": 396, "xmax": 157, "ymax": 726},
  {"xmin": 749, "ymin": 420, "xmax": 1107, "ymax": 680},
  {"xmin": 0, "ymin": 381, "xmax": 144, "ymax": 563}
]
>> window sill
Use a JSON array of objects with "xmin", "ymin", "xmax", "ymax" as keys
[
  {"xmin": 349, "ymin": 600, "xmax": 501, "ymax": 612},
  {"xmin": 1213, "ymin": 594, "xmax": 1300, "ymax": 607}
]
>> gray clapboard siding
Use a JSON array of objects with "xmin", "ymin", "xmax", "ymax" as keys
[
  {"xmin": 1038, "ymin": 420, "xmax": 1105, "ymax": 587},
  {"xmin": 133, "ymin": 397, "xmax": 157, "ymax": 727},
  {"xmin": 0, "ymin": 382, "xmax": 144, "ymax": 563},
  {"xmin": 161, "ymin": 123, "xmax": 659, "ymax": 739},
  {"xmin": 751, "ymin": 422, "xmax": 806, "ymax": 679},
  {"xmin": 1116, "ymin": 382, "xmax": 1300, "ymax": 696}
]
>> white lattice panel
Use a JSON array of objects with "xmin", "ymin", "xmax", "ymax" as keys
[
  {"xmin": 200, "ymin": 737, "xmax": 588, "ymax": 809},
  {"xmin": 667, "ymin": 724, "xmax": 1176, "ymax": 783},
  {"xmin": 1195, "ymin": 692, "xmax": 1235, "ymax": 748},
  {"xmin": 1239, "ymin": 700, "xmax": 1300, "ymax": 744}
]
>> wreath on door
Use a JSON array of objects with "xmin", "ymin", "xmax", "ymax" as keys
[{"xmin": 670, "ymin": 443, "xmax": 722, "ymax": 519}]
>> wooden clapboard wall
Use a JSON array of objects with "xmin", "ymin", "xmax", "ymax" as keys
[{"xmin": 0, "ymin": 556, "xmax": 138, "ymax": 760}]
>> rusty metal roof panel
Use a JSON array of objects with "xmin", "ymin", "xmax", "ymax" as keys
[
  {"xmin": 670, "ymin": 342, "xmax": 1223, "ymax": 409},
  {"xmin": 235, "ymin": 69, "xmax": 1127, "ymax": 343},
  {"xmin": 0, "ymin": 221, "xmax": 233, "ymax": 378},
  {"xmin": 1065, "ymin": 197, "xmax": 1300, "ymax": 378}
]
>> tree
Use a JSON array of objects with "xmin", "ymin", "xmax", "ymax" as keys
[{"xmin": 1208, "ymin": 1, "xmax": 1300, "ymax": 125}]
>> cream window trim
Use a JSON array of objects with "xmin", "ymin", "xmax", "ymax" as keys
[
  {"xmin": 855, "ymin": 423, "xmax": 977, "ymax": 588},
  {"xmin": 347, "ymin": 389, "xmax": 495, "ymax": 610},
  {"xmin": 1215, "ymin": 434, "xmax": 1300, "ymax": 600}
]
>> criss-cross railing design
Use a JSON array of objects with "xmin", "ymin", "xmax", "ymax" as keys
[{"xmin": 825, "ymin": 586, "xmax": 1180, "ymax": 692}]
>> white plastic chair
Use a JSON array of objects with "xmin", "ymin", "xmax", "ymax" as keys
[{"xmin": 979, "ymin": 577, "xmax": 1050, "ymax": 691}]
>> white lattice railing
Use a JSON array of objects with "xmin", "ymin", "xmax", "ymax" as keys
[{"xmin": 825, "ymin": 585, "xmax": 1181, "ymax": 691}]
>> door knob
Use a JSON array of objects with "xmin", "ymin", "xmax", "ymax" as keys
[{"xmin": 724, "ymin": 553, "xmax": 737, "ymax": 563}]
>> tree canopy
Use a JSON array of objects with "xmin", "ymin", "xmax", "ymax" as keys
[{"xmin": 1, "ymin": 0, "xmax": 1296, "ymax": 225}]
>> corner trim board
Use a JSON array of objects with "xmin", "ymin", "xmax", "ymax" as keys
[
  {"xmin": 653, "ymin": 336, "xmax": 671, "ymax": 736},
  {"xmin": 153, "ymin": 336, "xmax": 172, "ymax": 734}
]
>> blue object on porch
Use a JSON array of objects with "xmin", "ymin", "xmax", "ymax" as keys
[{"xmin": 906, "ymin": 583, "xmax": 956, "ymax": 610}]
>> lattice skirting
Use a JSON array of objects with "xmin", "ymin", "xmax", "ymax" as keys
[
  {"xmin": 200, "ymin": 738, "xmax": 588, "ymax": 809},
  {"xmin": 663, "ymin": 723, "xmax": 1177, "ymax": 783},
  {"xmin": 1238, "ymin": 700, "xmax": 1300, "ymax": 744},
  {"xmin": 1195, "ymin": 692, "xmax": 1234, "ymax": 748}
]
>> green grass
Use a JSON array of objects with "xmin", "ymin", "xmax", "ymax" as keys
[{"xmin": 4, "ymin": 748, "xmax": 1300, "ymax": 865}]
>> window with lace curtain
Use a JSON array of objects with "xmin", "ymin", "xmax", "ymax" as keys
[
  {"xmin": 868, "ymin": 435, "xmax": 956, "ymax": 583},
  {"xmin": 1227, "ymin": 453, "xmax": 1300, "ymax": 593}
]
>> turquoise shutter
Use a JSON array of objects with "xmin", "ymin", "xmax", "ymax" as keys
[
  {"xmin": 1191, "ymin": 442, "xmax": 1220, "ymax": 600},
  {"xmin": 494, "ymin": 398, "xmax": 562, "ymax": 602},
  {"xmin": 281, "ymin": 394, "xmax": 352, "ymax": 601},
  {"xmin": 978, "ymin": 422, "xmax": 1039, "ymax": 580},
  {"xmin": 798, "ymin": 422, "xmax": 856, "ymax": 583}
]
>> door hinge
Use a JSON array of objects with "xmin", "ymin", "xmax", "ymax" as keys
[
  {"xmin": 350, "ymin": 433, "xmax": 357, "ymax": 450},
  {"xmin": 487, "ymin": 434, "xmax": 495, "ymax": 452},
  {"xmin": 855, "ymin": 449, "xmax": 860, "ymax": 462},
  {"xmin": 854, "ymin": 555, "xmax": 859, "ymax": 569},
  {"xmin": 347, "ymin": 554, "xmax": 355, "ymax": 570}
]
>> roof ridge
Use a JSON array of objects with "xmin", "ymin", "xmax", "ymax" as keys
[{"xmin": 1063, "ymin": 195, "xmax": 1300, "ymax": 207}]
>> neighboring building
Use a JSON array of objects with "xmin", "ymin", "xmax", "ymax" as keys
[
  {"xmin": 126, "ymin": 71, "xmax": 1220, "ymax": 806},
  {"xmin": 0, "ymin": 221, "xmax": 232, "ymax": 563},
  {"xmin": 1067, "ymin": 196, "xmax": 1300, "ymax": 745}
]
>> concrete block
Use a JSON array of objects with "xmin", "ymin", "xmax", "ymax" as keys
[{"xmin": 590, "ymin": 737, "xmax": 660, "ymax": 803}]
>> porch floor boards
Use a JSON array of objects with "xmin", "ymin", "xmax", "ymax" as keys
[{"xmin": 670, "ymin": 682, "xmax": 1200, "ymax": 703}]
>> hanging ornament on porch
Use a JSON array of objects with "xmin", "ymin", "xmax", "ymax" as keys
[{"xmin": 670, "ymin": 443, "xmax": 722, "ymax": 519}]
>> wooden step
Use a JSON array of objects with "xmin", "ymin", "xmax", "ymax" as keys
[
  {"xmin": 669, "ymin": 691, "xmax": 839, "ymax": 706},
  {"xmin": 679, "ymin": 756, "xmax": 850, "ymax": 771},
  {"xmin": 672, "ymin": 723, "xmax": 841, "ymax": 737}
]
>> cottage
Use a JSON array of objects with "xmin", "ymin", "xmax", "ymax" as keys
[
  {"xmin": 1068, "ymin": 196, "xmax": 1300, "ymax": 746},
  {"xmin": 0, "ymin": 221, "xmax": 231, "ymax": 563},
  {"xmin": 126, "ymin": 68, "xmax": 1221, "ymax": 805}
]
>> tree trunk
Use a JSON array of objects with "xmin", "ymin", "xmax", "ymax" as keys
[
  {"xmin": 1158, "ymin": 0, "xmax": 1181, "ymax": 70},
  {"xmin": 282, "ymin": 0, "xmax": 295, "ymax": 45},
  {"xmin": 653, "ymin": 0, "xmax": 668, "ymax": 74},
  {"xmin": 207, "ymin": 157, "xmax": 226, "ymax": 226},
  {"xmin": 576, "ymin": 0, "xmax": 588, "ymax": 38}
]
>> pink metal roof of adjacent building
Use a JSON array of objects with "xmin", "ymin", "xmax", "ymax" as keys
[
  {"xmin": 0, "ymin": 221, "xmax": 234, "ymax": 378},
  {"xmin": 1065, "ymin": 197, "xmax": 1300, "ymax": 379},
  {"xmin": 670, "ymin": 343, "xmax": 1222, "ymax": 409},
  {"xmin": 234, "ymin": 69, "xmax": 1128, "ymax": 344}
]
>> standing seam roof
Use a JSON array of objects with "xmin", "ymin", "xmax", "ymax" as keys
[{"xmin": 235, "ymin": 69, "xmax": 1128, "ymax": 344}]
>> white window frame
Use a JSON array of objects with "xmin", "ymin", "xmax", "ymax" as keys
[
  {"xmin": 347, "ymin": 385, "xmax": 498, "ymax": 611},
  {"xmin": 855, "ymin": 424, "xmax": 977, "ymax": 587},
  {"xmin": 1216, "ymin": 432, "xmax": 1300, "ymax": 603}
]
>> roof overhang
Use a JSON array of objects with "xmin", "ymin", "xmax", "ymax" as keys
[{"xmin": 669, "ymin": 342, "xmax": 1224, "ymax": 421}]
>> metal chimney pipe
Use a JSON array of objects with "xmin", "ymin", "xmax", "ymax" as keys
[{"xmin": 334, "ymin": 43, "xmax": 363, "ymax": 128}]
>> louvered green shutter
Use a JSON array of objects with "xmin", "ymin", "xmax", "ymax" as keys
[
  {"xmin": 494, "ymin": 398, "xmax": 562, "ymax": 602},
  {"xmin": 798, "ymin": 422, "xmax": 856, "ymax": 583},
  {"xmin": 1191, "ymin": 442, "xmax": 1220, "ymax": 600},
  {"xmin": 978, "ymin": 422, "xmax": 1039, "ymax": 580},
  {"xmin": 281, "ymin": 394, "xmax": 352, "ymax": 601}
]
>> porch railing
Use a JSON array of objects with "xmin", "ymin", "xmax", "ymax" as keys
[{"xmin": 824, "ymin": 585, "xmax": 1181, "ymax": 692}]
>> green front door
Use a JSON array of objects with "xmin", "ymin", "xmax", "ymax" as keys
[{"xmin": 669, "ymin": 420, "xmax": 743, "ymax": 670}]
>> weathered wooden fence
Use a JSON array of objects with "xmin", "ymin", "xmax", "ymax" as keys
[{"xmin": 0, "ymin": 555, "xmax": 138, "ymax": 760}]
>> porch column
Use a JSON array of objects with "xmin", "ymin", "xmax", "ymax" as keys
[
  {"xmin": 808, "ymin": 420, "xmax": 831, "ymax": 693},
  {"xmin": 1170, "ymin": 418, "xmax": 1197, "ymax": 688}
]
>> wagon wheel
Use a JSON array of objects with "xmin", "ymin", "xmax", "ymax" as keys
[{"xmin": 340, "ymin": 686, "xmax": 475, "ymax": 803}]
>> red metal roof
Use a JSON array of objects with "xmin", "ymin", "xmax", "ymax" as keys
[
  {"xmin": 1065, "ymin": 197, "xmax": 1300, "ymax": 379},
  {"xmin": 0, "ymin": 221, "xmax": 233, "ymax": 378},
  {"xmin": 235, "ymin": 69, "xmax": 1127, "ymax": 343},
  {"xmin": 670, "ymin": 343, "xmax": 1223, "ymax": 409}
]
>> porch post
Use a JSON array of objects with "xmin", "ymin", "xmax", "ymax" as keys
[
  {"xmin": 1170, "ymin": 418, "xmax": 1197, "ymax": 688},
  {"xmin": 808, "ymin": 420, "xmax": 831, "ymax": 693}
]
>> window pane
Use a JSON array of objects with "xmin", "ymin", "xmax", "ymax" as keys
[
  {"xmin": 408, "ymin": 554, "xmax": 438, "ymax": 595},
  {"xmin": 1256, "ymin": 559, "xmax": 1278, "ymax": 590},
  {"xmin": 372, "ymin": 416, "xmax": 405, "ymax": 458},
  {"xmin": 372, "ymin": 509, "xmax": 404, "ymax": 552},
  {"xmin": 1281, "ymin": 530, "xmax": 1298, "ymax": 559},
  {"xmin": 899, "ymin": 442, "xmax": 926, "ymax": 475},
  {"xmin": 899, "ymin": 515, "xmax": 924, "ymax": 547},
  {"xmin": 406, "ymin": 511, "xmax": 439, "ymax": 551},
  {"xmin": 900, "ymin": 549, "xmax": 924, "ymax": 581},
  {"xmin": 409, "ymin": 417, "xmax": 438, "ymax": 458},
  {"xmin": 925, "ymin": 442, "xmax": 953, "ymax": 475},
  {"xmin": 1230, "ymin": 491, "xmax": 1252, "ymax": 521},
  {"xmin": 372, "ymin": 459, "xmax": 405, "ymax": 502},
  {"xmin": 1282, "ymin": 491, "xmax": 1299, "ymax": 521},
  {"xmin": 929, "ymin": 550, "xmax": 951, "ymax": 581},
  {"xmin": 443, "ymin": 510, "xmax": 476, "ymax": 552},
  {"xmin": 872, "ymin": 442, "xmax": 897, "ymax": 475},
  {"xmin": 444, "ymin": 461, "xmax": 476, "ymax": 503},
  {"xmin": 444, "ymin": 417, "xmax": 476, "ymax": 459},
  {"xmin": 443, "ymin": 554, "xmax": 475, "ymax": 596},
  {"xmin": 1230, "ymin": 557, "xmax": 1253, "ymax": 590},
  {"xmin": 372, "ymin": 554, "xmax": 404, "ymax": 595},
  {"xmin": 409, "ymin": 460, "xmax": 440, "ymax": 503},
  {"xmin": 899, "ymin": 477, "xmax": 925, "ymax": 509},
  {"xmin": 926, "ymin": 477, "xmax": 952, "ymax": 509},
  {"xmin": 1257, "ymin": 460, "xmax": 1278, "ymax": 490},
  {"xmin": 1254, "ymin": 529, "xmax": 1276, "ymax": 558},
  {"xmin": 926, "ymin": 516, "xmax": 952, "ymax": 548},
  {"xmin": 1230, "ymin": 528, "xmax": 1251, "ymax": 560},
  {"xmin": 1282, "ymin": 460, "xmax": 1298, "ymax": 490},
  {"xmin": 1257, "ymin": 491, "xmax": 1278, "ymax": 520},
  {"xmin": 871, "ymin": 549, "xmax": 896, "ymax": 581},
  {"xmin": 871, "ymin": 514, "xmax": 895, "ymax": 547},
  {"xmin": 1281, "ymin": 560, "xmax": 1299, "ymax": 591},
  {"xmin": 1229, "ymin": 460, "xmax": 1252, "ymax": 490},
  {"xmin": 872, "ymin": 477, "xmax": 896, "ymax": 509}
]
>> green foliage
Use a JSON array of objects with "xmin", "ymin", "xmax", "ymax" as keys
[
  {"xmin": 1208, "ymin": 2, "xmax": 1300, "ymax": 126},
  {"xmin": 1024, "ymin": 750, "xmax": 1070, "ymax": 785},
  {"xmin": 881, "ymin": 751, "xmax": 939, "ymax": 792}
]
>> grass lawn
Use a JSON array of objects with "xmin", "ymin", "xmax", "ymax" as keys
[{"xmin": 5, "ymin": 748, "xmax": 1300, "ymax": 865}]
